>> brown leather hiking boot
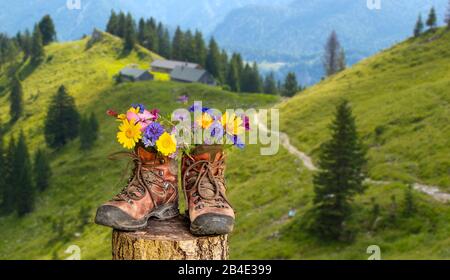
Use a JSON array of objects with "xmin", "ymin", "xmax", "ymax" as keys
[
  {"xmin": 95, "ymin": 146, "xmax": 179, "ymax": 231},
  {"xmin": 182, "ymin": 145, "xmax": 235, "ymax": 236}
]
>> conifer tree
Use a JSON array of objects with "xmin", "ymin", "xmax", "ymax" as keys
[
  {"xmin": 31, "ymin": 24, "xmax": 45, "ymax": 63},
  {"xmin": 171, "ymin": 27, "xmax": 184, "ymax": 60},
  {"xmin": 206, "ymin": 37, "xmax": 222, "ymax": 81},
  {"xmin": 250, "ymin": 62, "xmax": 263, "ymax": 93},
  {"xmin": 158, "ymin": 26, "xmax": 171, "ymax": 59},
  {"xmin": 240, "ymin": 63, "xmax": 252, "ymax": 93},
  {"xmin": 123, "ymin": 13, "xmax": 136, "ymax": 51},
  {"xmin": 14, "ymin": 132, "xmax": 34, "ymax": 216},
  {"xmin": 226, "ymin": 55, "xmax": 240, "ymax": 92},
  {"xmin": 20, "ymin": 29, "xmax": 32, "ymax": 59},
  {"xmin": 0, "ymin": 123, "xmax": 4, "ymax": 213},
  {"xmin": 9, "ymin": 75, "xmax": 23, "ymax": 122},
  {"xmin": 0, "ymin": 33, "xmax": 18, "ymax": 66},
  {"xmin": 311, "ymin": 100, "xmax": 367, "ymax": 240},
  {"xmin": 144, "ymin": 18, "xmax": 159, "ymax": 52},
  {"xmin": 38, "ymin": 15, "xmax": 57, "ymax": 45},
  {"xmin": 426, "ymin": 7, "xmax": 437, "ymax": 30},
  {"xmin": 33, "ymin": 148, "xmax": 52, "ymax": 192},
  {"xmin": 117, "ymin": 12, "xmax": 126, "ymax": 38},
  {"xmin": 1, "ymin": 136, "xmax": 15, "ymax": 214},
  {"xmin": 323, "ymin": 31, "xmax": 345, "ymax": 76},
  {"xmin": 264, "ymin": 72, "xmax": 278, "ymax": 95},
  {"xmin": 414, "ymin": 14, "xmax": 424, "ymax": 37},
  {"xmin": 182, "ymin": 30, "xmax": 196, "ymax": 62},
  {"xmin": 106, "ymin": 10, "xmax": 119, "ymax": 35},
  {"xmin": 194, "ymin": 30, "xmax": 207, "ymax": 66},
  {"xmin": 282, "ymin": 72, "xmax": 299, "ymax": 97},
  {"xmin": 137, "ymin": 18, "xmax": 146, "ymax": 44},
  {"xmin": 44, "ymin": 85, "xmax": 80, "ymax": 148}
]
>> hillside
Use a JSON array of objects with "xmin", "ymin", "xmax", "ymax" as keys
[
  {"xmin": 1, "ymin": 29, "xmax": 450, "ymax": 260},
  {"xmin": 279, "ymin": 28, "xmax": 450, "ymax": 189},
  {"xmin": 213, "ymin": 0, "xmax": 448, "ymax": 84},
  {"xmin": 0, "ymin": 32, "xmax": 282, "ymax": 259}
]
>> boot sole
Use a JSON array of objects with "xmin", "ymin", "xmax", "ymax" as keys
[
  {"xmin": 190, "ymin": 213, "xmax": 234, "ymax": 236},
  {"xmin": 95, "ymin": 203, "xmax": 179, "ymax": 231}
]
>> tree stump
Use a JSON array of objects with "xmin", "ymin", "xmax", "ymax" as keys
[{"xmin": 112, "ymin": 216, "xmax": 229, "ymax": 260}]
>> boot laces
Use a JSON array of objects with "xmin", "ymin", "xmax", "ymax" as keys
[
  {"xmin": 183, "ymin": 158, "xmax": 231, "ymax": 211},
  {"xmin": 110, "ymin": 151, "xmax": 172, "ymax": 205}
]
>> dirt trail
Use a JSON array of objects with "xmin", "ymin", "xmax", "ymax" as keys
[{"xmin": 255, "ymin": 114, "xmax": 450, "ymax": 203}]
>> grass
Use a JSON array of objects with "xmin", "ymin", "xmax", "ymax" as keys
[
  {"xmin": 279, "ymin": 28, "xmax": 450, "ymax": 188},
  {"xmin": 151, "ymin": 71, "xmax": 171, "ymax": 81},
  {"xmin": 1, "ymin": 29, "xmax": 450, "ymax": 260}
]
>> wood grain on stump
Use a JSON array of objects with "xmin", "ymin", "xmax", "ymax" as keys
[{"xmin": 112, "ymin": 216, "xmax": 229, "ymax": 260}]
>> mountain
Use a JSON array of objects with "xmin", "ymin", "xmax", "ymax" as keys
[
  {"xmin": 0, "ymin": 0, "xmax": 291, "ymax": 40},
  {"xmin": 212, "ymin": 0, "xmax": 449, "ymax": 84}
]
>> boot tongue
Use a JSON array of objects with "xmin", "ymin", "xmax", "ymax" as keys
[
  {"xmin": 192, "ymin": 145, "xmax": 223, "ymax": 161},
  {"xmin": 199, "ymin": 178, "xmax": 217, "ymax": 199},
  {"xmin": 136, "ymin": 146, "xmax": 156, "ymax": 162}
]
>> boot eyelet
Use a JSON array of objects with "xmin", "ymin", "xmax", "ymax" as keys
[
  {"xmin": 159, "ymin": 170, "xmax": 164, "ymax": 176},
  {"xmin": 160, "ymin": 159, "xmax": 165, "ymax": 164}
]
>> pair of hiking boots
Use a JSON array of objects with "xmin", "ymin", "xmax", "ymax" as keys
[{"xmin": 94, "ymin": 145, "xmax": 234, "ymax": 236}]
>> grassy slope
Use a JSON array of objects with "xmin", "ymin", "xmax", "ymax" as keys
[
  {"xmin": 1, "ymin": 29, "xmax": 450, "ymax": 260},
  {"xmin": 269, "ymin": 28, "xmax": 450, "ymax": 259},
  {"xmin": 0, "ymin": 33, "xmax": 283, "ymax": 259},
  {"xmin": 279, "ymin": 28, "xmax": 450, "ymax": 188}
]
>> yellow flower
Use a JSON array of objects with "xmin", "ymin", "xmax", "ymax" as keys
[
  {"xmin": 128, "ymin": 107, "xmax": 140, "ymax": 114},
  {"xmin": 117, "ymin": 119, "xmax": 142, "ymax": 149},
  {"xmin": 221, "ymin": 113, "xmax": 244, "ymax": 135},
  {"xmin": 155, "ymin": 132, "xmax": 177, "ymax": 156},
  {"xmin": 195, "ymin": 113, "xmax": 213, "ymax": 129},
  {"xmin": 117, "ymin": 114, "xmax": 126, "ymax": 121}
]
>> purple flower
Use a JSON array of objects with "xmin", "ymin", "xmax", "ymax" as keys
[
  {"xmin": 131, "ymin": 104, "xmax": 146, "ymax": 113},
  {"xmin": 243, "ymin": 115, "xmax": 250, "ymax": 131},
  {"xmin": 177, "ymin": 95, "xmax": 189, "ymax": 103},
  {"xmin": 209, "ymin": 121, "xmax": 224, "ymax": 139},
  {"xmin": 189, "ymin": 104, "xmax": 210, "ymax": 113},
  {"xmin": 143, "ymin": 122, "xmax": 164, "ymax": 147},
  {"xmin": 173, "ymin": 111, "xmax": 189, "ymax": 122},
  {"xmin": 227, "ymin": 134, "xmax": 245, "ymax": 149},
  {"xmin": 203, "ymin": 121, "xmax": 224, "ymax": 145}
]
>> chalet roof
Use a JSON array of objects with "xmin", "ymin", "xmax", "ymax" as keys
[
  {"xmin": 151, "ymin": 59, "xmax": 199, "ymax": 70},
  {"xmin": 119, "ymin": 68, "xmax": 148, "ymax": 78},
  {"xmin": 170, "ymin": 66, "xmax": 209, "ymax": 82}
]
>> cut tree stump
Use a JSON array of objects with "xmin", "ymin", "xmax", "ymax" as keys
[{"xmin": 112, "ymin": 216, "xmax": 229, "ymax": 260}]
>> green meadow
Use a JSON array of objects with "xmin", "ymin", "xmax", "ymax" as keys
[{"xmin": 0, "ymin": 29, "xmax": 449, "ymax": 260}]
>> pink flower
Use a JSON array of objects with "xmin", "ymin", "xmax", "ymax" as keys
[{"xmin": 150, "ymin": 109, "xmax": 160, "ymax": 121}]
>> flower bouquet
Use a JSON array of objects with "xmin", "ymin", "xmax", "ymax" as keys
[
  {"xmin": 96, "ymin": 102, "xmax": 250, "ymax": 236},
  {"xmin": 107, "ymin": 104, "xmax": 177, "ymax": 158}
]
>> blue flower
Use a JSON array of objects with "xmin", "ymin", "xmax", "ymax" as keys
[
  {"xmin": 209, "ymin": 121, "xmax": 224, "ymax": 139},
  {"xmin": 227, "ymin": 134, "xmax": 245, "ymax": 149},
  {"xmin": 203, "ymin": 121, "xmax": 224, "ymax": 144},
  {"xmin": 143, "ymin": 122, "xmax": 164, "ymax": 147},
  {"xmin": 188, "ymin": 103, "xmax": 210, "ymax": 113},
  {"xmin": 131, "ymin": 103, "xmax": 146, "ymax": 113}
]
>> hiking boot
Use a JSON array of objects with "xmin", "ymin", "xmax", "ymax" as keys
[
  {"xmin": 182, "ymin": 145, "xmax": 235, "ymax": 236},
  {"xmin": 95, "ymin": 146, "xmax": 179, "ymax": 231}
]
